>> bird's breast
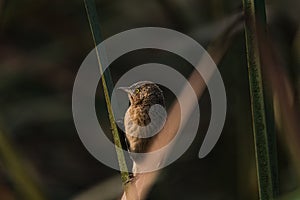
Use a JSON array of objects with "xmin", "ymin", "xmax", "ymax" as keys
[{"xmin": 124, "ymin": 105, "xmax": 166, "ymax": 153}]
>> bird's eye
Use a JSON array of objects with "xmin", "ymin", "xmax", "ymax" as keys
[{"xmin": 135, "ymin": 88, "xmax": 140, "ymax": 94}]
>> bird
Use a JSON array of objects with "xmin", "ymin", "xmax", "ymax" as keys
[{"xmin": 118, "ymin": 81, "xmax": 166, "ymax": 174}]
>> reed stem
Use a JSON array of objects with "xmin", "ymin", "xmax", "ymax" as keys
[
  {"xmin": 242, "ymin": 0, "xmax": 275, "ymax": 199},
  {"xmin": 83, "ymin": 0, "xmax": 131, "ymax": 185}
]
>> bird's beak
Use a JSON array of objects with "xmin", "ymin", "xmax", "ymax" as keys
[{"xmin": 117, "ymin": 87, "xmax": 132, "ymax": 95}]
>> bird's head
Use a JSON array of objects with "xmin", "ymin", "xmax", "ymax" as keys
[{"xmin": 118, "ymin": 81, "xmax": 165, "ymax": 107}]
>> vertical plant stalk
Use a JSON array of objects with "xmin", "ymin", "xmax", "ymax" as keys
[
  {"xmin": 83, "ymin": 0, "xmax": 133, "ymax": 190},
  {"xmin": 254, "ymin": 0, "xmax": 279, "ymax": 197},
  {"xmin": 0, "ymin": 128, "xmax": 45, "ymax": 200},
  {"xmin": 242, "ymin": 0, "xmax": 274, "ymax": 199}
]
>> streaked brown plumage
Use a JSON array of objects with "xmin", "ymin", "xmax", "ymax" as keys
[{"xmin": 120, "ymin": 81, "xmax": 165, "ymax": 161}]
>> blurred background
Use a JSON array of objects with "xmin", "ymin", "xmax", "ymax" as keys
[{"xmin": 0, "ymin": 0, "xmax": 299, "ymax": 199}]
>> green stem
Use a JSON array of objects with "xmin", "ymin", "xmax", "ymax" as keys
[
  {"xmin": 242, "ymin": 0, "xmax": 275, "ymax": 199},
  {"xmin": 254, "ymin": 0, "xmax": 279, "ymax": 197},
  {"xmin": 83, "ymin": 0, "xmax": 130, "ymax": 185}
]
